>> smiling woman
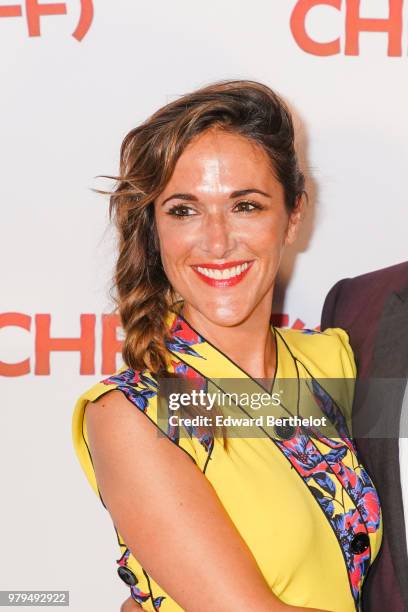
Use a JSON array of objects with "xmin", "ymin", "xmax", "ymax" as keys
[
  {"xmin": 154, "ymin": 127, "xmax": 301, "ymax": 362},
  {"xmin": 71, "ymin": 81, "xmax": 382, "ymax": 612}
]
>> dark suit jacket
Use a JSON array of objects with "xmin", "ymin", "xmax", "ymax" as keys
[{"xmin": 321, "ymin": 260, "xmax": 408, "ymax": 611}]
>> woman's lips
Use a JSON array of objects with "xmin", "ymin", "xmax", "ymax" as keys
[{"xmin": 190, "ymin": 260, "xmax": 255, "ymax": 287}]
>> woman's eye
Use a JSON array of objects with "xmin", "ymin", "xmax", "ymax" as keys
[
  {"xmin": 234, "ymin": 200, "xmax": 262, "ymax": 213},
  {"xmin": 166, "ymin": 200, "xmax": 263, "ymax": 219},
  {"xmin": 166, "ymin": 204, "xmax": 196, "ymax": 219}
]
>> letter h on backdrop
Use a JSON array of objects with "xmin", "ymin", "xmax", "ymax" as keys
[{"xmin": 291, "ymin": 0, "xmax": 403, "ymax": 56}]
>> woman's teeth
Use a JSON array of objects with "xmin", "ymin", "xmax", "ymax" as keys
[{"xmin": 195, "ymin": 262, "xmax": 250, "ymax": 280}]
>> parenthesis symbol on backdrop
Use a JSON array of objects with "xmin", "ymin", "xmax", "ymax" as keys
[{"xmin": 72, "ymin": 0, "xmax": 93, "ymax": 41}]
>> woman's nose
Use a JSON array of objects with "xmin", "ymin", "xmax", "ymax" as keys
[{"xmin": 198, "ymin": 213, "xmax": 236, "ymax": 258}]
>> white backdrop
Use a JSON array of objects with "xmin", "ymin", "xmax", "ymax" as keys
[{"xmin": 1, "ymin": 1, "xmax": 407, "ymax": 610}]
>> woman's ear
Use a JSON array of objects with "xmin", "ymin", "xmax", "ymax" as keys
[{"xmin": 284, "ymin": 193, "xmax": 306, "ymax": 246}]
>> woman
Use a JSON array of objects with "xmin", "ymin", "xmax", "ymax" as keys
[{"xmin": 72, "ymin": 80, "xmax": 382, "ymax": 612}]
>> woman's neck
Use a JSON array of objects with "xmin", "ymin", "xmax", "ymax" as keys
[{"xmin": 179, "ymin": 301, "xmax": 277, "ymax": 383}]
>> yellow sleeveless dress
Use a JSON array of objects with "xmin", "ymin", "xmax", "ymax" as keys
[{"xmin": 72, "ymin": 303, "xmax": 383, "ymax": 612}]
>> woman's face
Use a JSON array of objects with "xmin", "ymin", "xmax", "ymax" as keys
[{"xmin": 154, "ymin": 128, "xmax": 302, "ymax": 327}]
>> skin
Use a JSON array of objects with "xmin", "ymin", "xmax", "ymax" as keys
[{"xmin": 86, "ymin": 129, "xmax": 329, "ymax": 611}]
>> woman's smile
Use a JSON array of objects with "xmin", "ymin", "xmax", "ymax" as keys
[{"xmin": 190, "ymin": 259, "xmax": 255, "ymax": 287}]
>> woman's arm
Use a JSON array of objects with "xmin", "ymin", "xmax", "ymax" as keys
[{"xmin": 86, "ymin": 390, "xmax": 326, "ymax": 612}]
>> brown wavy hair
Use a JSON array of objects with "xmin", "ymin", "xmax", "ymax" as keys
[{"xmin": 103, "ymin": 80, "xmax": 305, "ymax": 383}]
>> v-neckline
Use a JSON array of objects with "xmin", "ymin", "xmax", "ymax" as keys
[{"xmin": 166, "ymin": 300, "xmax": 280, "ymax": 396}]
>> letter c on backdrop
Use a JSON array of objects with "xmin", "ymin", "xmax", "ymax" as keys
[{"xmin": 290, "ymin": 0, "xmax": 341, "ymax": 56}]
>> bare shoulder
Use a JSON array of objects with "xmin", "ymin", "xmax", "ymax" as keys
[
  {"xmin": 84, "ymin": 388, "xmax": 184, "ymax": 465},
  {"xmin": 86, "ymin": 389, "xmax": 143, "ymax": 442},
  {"xmin": 86, "ymin": 389, "xmax": 129, "ymax": 419},
  {"xmin": 86, "ymin": 389, "xmax": 139, "ymax": 423}
]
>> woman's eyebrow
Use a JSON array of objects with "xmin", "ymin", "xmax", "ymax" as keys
[
  {"xmin": 161, "ymin": 188, "xmax": 270, "ymax": 206},
  {"xmin": 161, "ymin": 193, "xmax": 198, "ymax": 206},
  {"xmin": 230, "ymin": 188, "xmax": 271, "ymax": 198}
]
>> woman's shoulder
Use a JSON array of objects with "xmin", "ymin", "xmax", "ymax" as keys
[
  {"xmin": 71, "ymin": 366, "xmax": 162, "ymax": 495},
  {"xmin": 75, "ymin": 366, "xmax": 158, "ymax": 407},
  {"xmin": 72, "ymin": 366, "xmax": 162, "ymax": 433},
  {"xmin": 72, "ymin": 366, "xmax": 162, "ymax": 443},
  {"xmin": 275, "ymin": 326, "xmax": 356, "ymax": 378},
  {"xmin": 71, "ymin": 366, "xmax": 203, "ymax": 497}
]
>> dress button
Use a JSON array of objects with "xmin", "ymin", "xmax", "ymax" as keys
[
  {"xmin": 350, "ymin": 533, "xmax": 370, "ymax": 554},
  {"xmin": 274, "ymin": 423, "xmax": 296, "ymax": 440},
  {"xmin": 117, "ymin": 566, "xmax": 138, "ymax": 586}
]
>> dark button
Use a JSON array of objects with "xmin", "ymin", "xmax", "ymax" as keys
[
  {"xmin": 117, "ymin": 566, "xmax": 138, "ymax": 586},
  {"xmin": 350, "ymin": 533, "xmax": 370, "ymax": 555},
  {"xmin": 274, "ymin": 423, "xmax": 296, "ymax": 440}
]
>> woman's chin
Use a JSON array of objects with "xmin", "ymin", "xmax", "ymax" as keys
[{"xmin": 194, "ymin": 302, "xmax": 254, "ymax": 328}]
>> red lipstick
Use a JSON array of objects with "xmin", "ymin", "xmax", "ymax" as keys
[{"xmin": 191, "ymin": 260, "xmax": 254, "ymax": 288}]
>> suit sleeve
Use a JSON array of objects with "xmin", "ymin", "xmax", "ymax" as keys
[
  {"xmin": 321, "ymin": 278, "xmax": 348, "ymax": 330},
  {"xmin": 321, "ymin": 327, "xmax": 356, "ymax": 436}
]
